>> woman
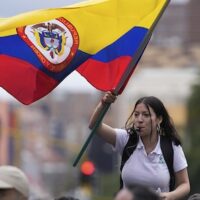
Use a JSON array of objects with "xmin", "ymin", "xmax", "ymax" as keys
[{"xmin": 89, "ymin": 92, "xmax": 190, "ymax": 200}]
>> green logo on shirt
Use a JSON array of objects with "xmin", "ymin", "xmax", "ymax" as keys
[{"xmin": 159, "ymin": 155, "xmax": 165, "ymax": 164}]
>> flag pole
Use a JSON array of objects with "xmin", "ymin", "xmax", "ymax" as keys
[
  {"xmin": 73, "ymin": 0, "xmax": 170, "ymax": 167},
  {"xmin": 73, "ymin": 103, "xmax": 111, "ymax": 167}
]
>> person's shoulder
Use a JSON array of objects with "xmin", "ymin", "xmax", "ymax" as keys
[
  {"xmin": 188, "ymin": 193, "xmax": 200, "ymax": 200},
  {"xmin": 114, "ymin": 128, "xmax": 129, "ymax": 153},
  {"xmin": 172, "ymin": 140, "xmax": 187, "ymax": 172},
  {"xmin": 172, "ymin": 141, "xmax": 182, "ymax": 151},
  {"xmin": 160, "ymin": 135, "xmax": 181, "ymax": 148},
  {"xmin": 114, "ymin": 128, "xmax": 128, "ymax": 135}
]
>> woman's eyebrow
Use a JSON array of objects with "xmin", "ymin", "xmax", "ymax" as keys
[{"xmin": 134, "ymin": 110, "xmax": 149, "ymax": 113}]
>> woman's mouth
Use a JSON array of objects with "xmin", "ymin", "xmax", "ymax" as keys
[{"xmin": 138, "ymin": 127, "xmax": 145, "ymax": 131}]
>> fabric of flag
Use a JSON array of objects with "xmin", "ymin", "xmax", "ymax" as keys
[{"xmin": 0, "ymin": 0, "xmax": 170, "ymax": 105}]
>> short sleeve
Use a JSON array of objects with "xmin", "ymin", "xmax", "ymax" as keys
[
  {"xmin": 173, "ymin": 143, "xmax": 188, "ymax": 172},
  {"xmin": 113, "ymin": 128, "xmax": 129, "ymax": 155}
]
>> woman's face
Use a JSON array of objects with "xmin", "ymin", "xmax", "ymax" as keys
[{"xmin": 133, "ymin": 103, "xmax": 161, "ymax": 137}]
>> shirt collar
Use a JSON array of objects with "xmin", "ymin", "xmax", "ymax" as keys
[
  {"xmin": 137, "ymin": 137, "xmax": 144, "ymax": 150},
  {"xmin": 137, "ymin": 136, "xmax": 162, "ymax": 155}
]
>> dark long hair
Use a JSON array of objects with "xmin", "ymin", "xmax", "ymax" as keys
[{"xmin": 125, "ymin": 96, "xmax": 181, "ymax": 145}]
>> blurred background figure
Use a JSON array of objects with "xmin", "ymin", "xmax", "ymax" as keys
[
  {"xmin": 131, "ymin": 186, "xmax": 160, "ymax": 200},
  {"xmin": 114, "ymin": 188, "xmax": 133, "ymax": 200},
  {"xmin": 188, "ymin": 194, "xmax": 200, "ymax": 200},
  {"xmin": 0, "ymin": 165, "xmax": 29, "ymax": 200},
  {"xmin": 55, "ymin": 196, "xmax": 79, "ymax": 200},
  {"xmin": 114, "ymin": 185, "xmax": 160, "ymax": 200}
]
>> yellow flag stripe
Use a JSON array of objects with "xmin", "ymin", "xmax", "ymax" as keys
[{"xmin": 0, "ymin": 0, "xmax": 168, "ymax": 54}]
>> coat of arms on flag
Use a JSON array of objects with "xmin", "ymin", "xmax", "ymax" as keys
[{"xmin": 17, "ymin": 17, "xmax": 79, "ymax": 72}]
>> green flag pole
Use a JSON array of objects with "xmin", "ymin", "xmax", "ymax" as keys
[{"xmin": 73, "ymin": 103, "xmax": 111, "ymax": 167}]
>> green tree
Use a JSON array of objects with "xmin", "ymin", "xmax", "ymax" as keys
[{"xmin": 186, "ymin": 76, "xmax": 200, "ymax": 193}]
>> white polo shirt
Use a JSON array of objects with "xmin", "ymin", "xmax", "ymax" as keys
[{"xmin": 114, "ymin": 129, "xmax": 188, "ymax": 192}]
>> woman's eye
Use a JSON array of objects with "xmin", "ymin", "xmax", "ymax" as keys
[
  {"xmin": 134, "ymin": 113, "xmax": 139, "ymax": 117},
  {"xmin": 143, "ymin": 113, "xmax": 150, "ymax": 117}
]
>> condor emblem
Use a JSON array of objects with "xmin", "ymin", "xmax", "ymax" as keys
[{"xmin": 17, "ymin": 17, "xmax": 79, "ymax": 72}]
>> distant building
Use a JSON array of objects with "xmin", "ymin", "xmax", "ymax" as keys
[
  {"xmin": 188, "ymin": 0, "xmax": 200, "ymax": 44},
  {"xmin": 152, "ymin": 1, "xmax": 189, "ymax": 47},
  {"xmin": 151, "ymin": 0, "xmax": 200, "ymax": 46}
]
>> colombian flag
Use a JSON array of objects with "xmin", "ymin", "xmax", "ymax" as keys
[{"xmin": 0, "ymin": 0, "xmax": 170, "ymax": 105}]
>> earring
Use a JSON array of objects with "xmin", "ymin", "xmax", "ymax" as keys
[{"xmin": 157, "ymin": 124, "xmax": 163, "ymax": 135}]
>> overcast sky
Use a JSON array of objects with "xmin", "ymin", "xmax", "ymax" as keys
[
  {"xmin": 0, "ymin": 0, "xmax": 189, "ymax": 17},
  {"xmin": 0, "ymin": 0, "xmax": 82, "ymax": 17}
]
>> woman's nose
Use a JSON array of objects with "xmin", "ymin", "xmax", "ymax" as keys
[{"xmin": 136, "ymin": 114, "xmax": 143, "ymax": 122}]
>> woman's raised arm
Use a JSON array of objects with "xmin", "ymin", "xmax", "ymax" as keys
[{"xmin": 89, "ymin": 91, "xmax": 117, "ymax": 146}]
